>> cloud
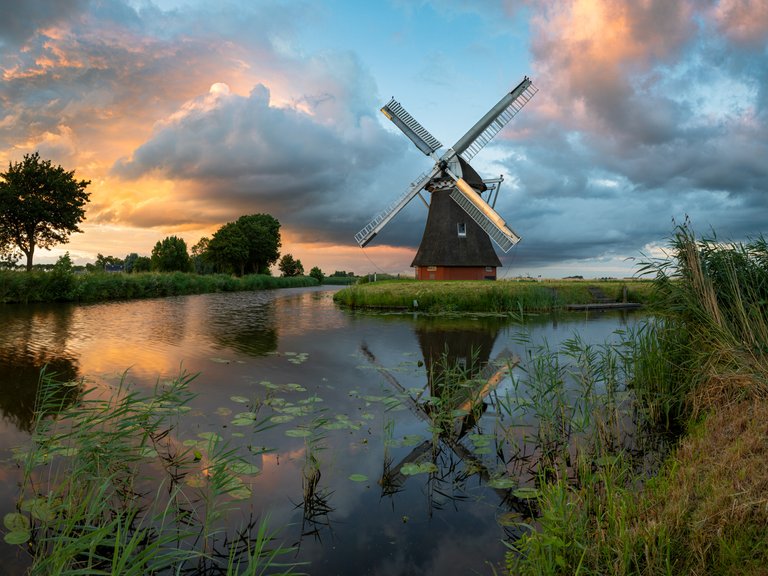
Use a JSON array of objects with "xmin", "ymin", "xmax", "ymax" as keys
[
  {"xmin": 482, "ymin": 0, "xmax": 768, "ymax": 270},
  {"xmin": 0, "ymin": 0, "xmax": 89, "ymax": 48},
  {"xmin": 110, "ymin": 73, "xmax": 425, "ymax": 244},
  {"xmin": 2, "ymin": 0, "xmax": 766, "ymax": 275}
]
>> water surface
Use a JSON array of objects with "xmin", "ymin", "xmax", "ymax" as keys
[{"xmin": 0, "ymin": 287, "xmax": 640, "ymax": 575}]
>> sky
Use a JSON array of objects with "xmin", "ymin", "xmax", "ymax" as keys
[{"xmin": 1, "ymin": 0, "xmax": 766, "ymax": 278}]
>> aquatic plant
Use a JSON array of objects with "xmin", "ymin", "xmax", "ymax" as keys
[
  {"xmin": 5, "ymin": 370, "xmax": 298, "ymax": 575},
  {"xmin": 506, "ymin": 223, "xmax": 768, "ymax": 575}
]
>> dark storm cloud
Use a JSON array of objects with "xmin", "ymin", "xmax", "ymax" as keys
[
  {"xmin": 111, "ymin": 77, "xmax": 425, "ymax": 243},
  {"xmin": 0, "ymin": 0, "xmax": 89, "ymax": 47}
]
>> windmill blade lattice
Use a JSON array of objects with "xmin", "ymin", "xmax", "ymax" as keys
[
  {"xmin": 454, "ymin": 78, "xmax": 537, "ymax": 163},
  {"xmin": 448, "ymin": 187, "xmax": 520, "ymax": 252},
  {"xmin": 354, "ymin": 165, "xmax": 440, "ymax": 248},
  {"xmin": 381, "ymin": 98, "xmax": 443, "ymax": 156}
]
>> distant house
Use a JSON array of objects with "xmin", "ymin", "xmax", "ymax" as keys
[{"xmin": 105, "ymin": 264, "xmax": 124, "ymax": 273}]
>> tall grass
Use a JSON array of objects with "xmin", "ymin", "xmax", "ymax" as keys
[
  {"xmin": 0, "ymin": 271, "xmax": 317, "ymax": 304},
  {"xmin": 5, "ymin": 370, "xmax": 298, "ymax": 575},
  {"xmin": 334, "ymin": 280, "xmax": 597, "ymax": 312},
  {"xmin": 505, "ymin": 223, "xmax": 768, "ymax": 575}
]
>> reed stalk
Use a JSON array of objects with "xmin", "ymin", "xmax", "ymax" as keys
[{"xmin": 6, "ymin": 370, "xmax": 298, "ymax": 575}]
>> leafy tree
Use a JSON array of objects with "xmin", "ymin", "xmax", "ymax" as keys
[
  {"xmin": 133, "ymin": 255, "xmax": 151, "ymax": 272},
  {"xmin": 236, "ymin": 214, "xmax": 281, "ymax": 274},
  {"xmin": 123, "ymin": 253, "xmax": 152, "ymax": 273},
  {"xmin": 0, "ymin": 244, "xmax": 20, "ymax": 269},
  {"xmin": 0, "ymin": 152, "xmax": 91, "ymax": 271},
  {"xmin": 151, "ymin": 236, "xmax": 191, "ymax": 272},
  {"xmin": 309, "ymin": 266, "xmax": 324, "ymax": 284},
  {"xmin": 203, "ymin": 214, "xmax": 281, "ymax": 276},
  {"xmin": 91, "ymin": 253, "xmax": 124, "ymax": 272},
  {"xmin": 279, "ymin": 254, "xmax": 304, "ymax": 277},
  {"xmin": 331, "ymin": 270, "xmax": 355, "ymax": 277},
  {"xmin": 207, "ymin": 223, "xmax": 249, "ymax": 276},
  {"xmin": 190, "ymin": 237, "xmax": 214, "ymax": 274}
]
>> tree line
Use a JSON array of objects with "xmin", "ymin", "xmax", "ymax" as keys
[{"xmin": 0, "ymin": 152, "xmax": 329, "ymax": 282}]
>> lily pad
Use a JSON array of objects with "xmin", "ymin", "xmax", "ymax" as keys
[
  {"xmin": 285, "ymin": 428, "xmax": 312, "ymax": 438},
  {"xmin": 215, "ymin": 407, "xmax": 233, "ymax": 416},
  {"xmin": 4, "ymin": 513, "xmax": 29, "ymax": 532},
  {"xmin": 512, "ymin": 487, "xmax": 541, "ymax": 500},
  {"xmin": 270, "ymin": 414, "xmax": 294, "ymax": 424},
  {"xmin": 348, "ymin": 474, "xmax": 368, "ymax": 482},
  {"xmin": 400, "ymin": 434, "xmax": 425, "ymax": 447},
  {"xmin": 401, "ymin": 462, "xmax": 438, "ymax": 476},
  {"xmin": 487, "ymin": 476, "xmax": 516, "ymax": 489},
  {"xmin": 22, "ymin": 498, "xmax": 55, "ymax": 523},
  {"xmin": 231, "ymin": 418, "xmax": 255, "ymax": 426},
  {"xmin": 210, "ymin": 357, "xmax": 231, "ymax": 364},
  {"xmin": 4, "ymin": 531, "xmax": 30, "ymax": 545},
  {"xmin": 230, "ymin": 396, "xmax": 249, "ymax": 404},
  {"xmin": 229, "ymin": 461, "xmax": 260, "ymax": 475},
  {"xmin": 197, "ymin": 432, "xmax": 223, "ymax": 443}
]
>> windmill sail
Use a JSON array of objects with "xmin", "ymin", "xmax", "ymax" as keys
[
  {"xmin": 381, "ymin": 99, "xmax": 443, "ymax": 156},
  {"xmin": 449, "ymin": 180, "xmax": 520, "ymax": 252},
  {"xmin": 355, "ymin": 166, "xmax": 440, "ymax": 248},
  {"xmin": 453, "ymin": 77, "xmax": 537, "ymax": 163}
]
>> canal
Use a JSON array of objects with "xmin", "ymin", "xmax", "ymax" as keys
[{"xmin": 0, "ymin": 287, "xmax": 642, "ymax": 575}]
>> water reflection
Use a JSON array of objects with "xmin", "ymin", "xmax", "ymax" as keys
[
  {"xmin": 0, "ymin": 289, "xmax": 645, "ymax": 576},
  {"xmin": 358, "ymin": 318, "xmax": 531, "ymax": 533},
  {"xmin": 0, "ymin": 304, "xmax": 81, "ymax": 431},
  {"xmin": 204, "ymin": 292, "xmax": 278, "ymax": 356}
]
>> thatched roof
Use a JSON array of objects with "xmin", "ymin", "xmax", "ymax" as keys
[{"xmin": 411, "ymin": 184, "xmax": 502, "ymax": 268}]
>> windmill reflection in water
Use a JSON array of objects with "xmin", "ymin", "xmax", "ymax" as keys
[{"xmin": 361, "ymin": 320, "xmax": 536, "ymax": 525}]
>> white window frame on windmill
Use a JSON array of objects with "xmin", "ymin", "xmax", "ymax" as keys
[{"xmin": 457, "ymin": 222, "xmax": 467, "ymax": 237}]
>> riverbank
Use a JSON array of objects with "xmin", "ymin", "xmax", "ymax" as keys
[
  {"xmin": 0, "ymin": 270, "xmax": 318, "ymax": 304},
  {"xmin": 333, "ymin": 278, "xmax": 656, "ymax": 313},
  {"xmin": 508, "ymin": 228, "xmax": 768, "ymax": 575}
]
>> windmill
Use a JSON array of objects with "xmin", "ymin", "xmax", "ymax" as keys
[{"xmin": 355, "ymin": 76, "xmax": 537, "ymax": 280}]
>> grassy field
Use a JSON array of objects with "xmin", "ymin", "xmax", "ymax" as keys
[
  {"xmin": 0, "ymin": 270, "xmax": 318, "ymax": 304},
  {"xmin": 334, "ymin": 278, "xmax": 657, "ymax": 313}
]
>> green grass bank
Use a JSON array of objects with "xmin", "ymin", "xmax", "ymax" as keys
[
  {"xmin": 333, "ymin": 278, "xmax": 656, "ymax": 313},
  {"xmin": 0, "ymin": 270, "xmax": 318, "ymax": 304}
]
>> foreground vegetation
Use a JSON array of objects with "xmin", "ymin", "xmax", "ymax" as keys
[
  {"xmin": 6, "ymin": 371, "xmax": 297, "ymax": 575},
  {"xmin": 0, "ymin": 269, "xmax": 317, "ymax": 304},
  {"xmin": 334, "ymin": 278, "xmax": 656, "ymax": 312},
  {"xmin": 507, "ymin": 228, "xmax": 768, "ymax": 575}
]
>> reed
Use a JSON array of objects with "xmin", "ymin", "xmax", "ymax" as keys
[
  {"xmin": 506, "ymin": 224, "xmax": 768, "ymax": 575},
  {"xmin": 0, "ymin": 270, "xmax": 317, "ymax": 304},
  {"xmin": 6, "ymin": 370, "xmax": 298, "ymax": 575}
]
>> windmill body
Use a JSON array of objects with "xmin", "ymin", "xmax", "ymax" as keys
[{"xmin": 355, "ymin": 76, "xmax": 537, "ymax": 280}]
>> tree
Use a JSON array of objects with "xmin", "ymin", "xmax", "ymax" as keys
[
  {"xmin": 133, "ymin": 256, "xmax": 151, "ymax": 272},
  {"xmin": 309, "ymin": 266, "xmax": 324, "ymax": 284},
  {"xmin": 207, "ymin": 223, "xmax": 249, "ymax": 276},
  {"xmin": 279, "ymin": 253, "xmax": 304, "ymax": 277},
  {"xmin": 88, "ymin": 253, "xmax": 124, "ymax": 272},
  {"xmin": 0, "ymin": 152, "xmax": 91, "ymax": 271},
  {"xmin": 190, "ymin": 237, "xmax": 214, "ymax": 274},
  {"xmin": 236, "ymin": 214, "xmax": 281, "ymax": 274},
  {"xmin": 151, "ymin": 236, "xmax": 191, "ymax": 272},
  {"xmin": 203, "ymin": 214, "xmax": 282, "ymax": 276}
]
